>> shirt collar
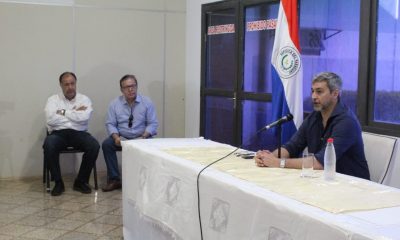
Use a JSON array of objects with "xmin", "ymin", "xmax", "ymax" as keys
[
  {"xmin": 120, "ymin": 94, "xmax": 142, "ymax": 105},
  {"xmin": 329, "ymin": 100, "xmax": 347, "ymax": 119},
  {"xmin": 59, "ymin": 92, "xmax": 77, "ymax": 103},
  {"xmin": 312, "ymin": 100, "xmax": 347, "ymax": 123}
]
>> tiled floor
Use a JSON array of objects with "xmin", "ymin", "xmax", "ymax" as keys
[{"xmin": 0, "ymin": 175, "xmax": 123, "ymax": 240}]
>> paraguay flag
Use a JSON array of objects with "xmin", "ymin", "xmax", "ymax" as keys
[{"xmin": 271, "ymin": 0, "xmax": 303, "ymax": 144}]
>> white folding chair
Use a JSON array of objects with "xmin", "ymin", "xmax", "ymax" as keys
[
  {"xmin": 362, "ymin": 132, "xmax": 397, "ymax": 183},
  {"xmin": 382, "ymin": 140, "xmax": 400, "ymax": 188}
]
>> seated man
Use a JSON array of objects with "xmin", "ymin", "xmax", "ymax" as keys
[
  {"xmin": 43, "ymin": 72, "xmax": 100, "ymax": 196},
  {"xmin": 254, "ymin": 72, "xmax": 370, "ymax": 180},
  {"xmin": 102, "ymin": 74, "xmax": 158, "ymax": 192}
]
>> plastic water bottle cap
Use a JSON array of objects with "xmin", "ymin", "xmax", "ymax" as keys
[{"xmin": 327, "ymin": 138, "xmax": 334, "ymax": 143}]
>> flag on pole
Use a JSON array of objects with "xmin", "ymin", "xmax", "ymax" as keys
[{"xmin": 271, "ymin": 0, "xmax": 303, "ymax": 144}]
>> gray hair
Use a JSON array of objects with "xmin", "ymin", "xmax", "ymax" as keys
[{"xmin": 312, "ymin": 72, "xmax": 342, "ymax": 93}]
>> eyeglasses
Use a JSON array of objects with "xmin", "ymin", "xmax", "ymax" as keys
[
  {"xmin": 122, "ymin": 84, "xmax": 137, "ymax": 90},
  {"xmin": 128, "ymin": 114, "xmax": 133, "ymax": 128}
]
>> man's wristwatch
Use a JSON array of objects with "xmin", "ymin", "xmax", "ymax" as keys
[{"xmin": 280, "ymin": 158, "xmax": 286, "ymax": 168}]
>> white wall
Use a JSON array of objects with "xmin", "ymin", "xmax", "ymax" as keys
[
  {"xmin": 185, "ymin": 0, "xmax": 217, "ymax": 138},
  {"xmin": 0, "ymin": 0, "xmax": 186, "ymax": 179}
]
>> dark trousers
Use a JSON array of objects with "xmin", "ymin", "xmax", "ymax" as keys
[
  {"xmin": 43, "ymin": 129, "xmax": 100, "ymax": 183},
  {"xmin": 102, "ymin": 136, "xmax": 122, "ymax": 181}
]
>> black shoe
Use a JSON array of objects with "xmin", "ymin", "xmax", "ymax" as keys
[
  {"xmin": 73, "ymin": 179, "xmax": 92, "ymax": 194},
  {"xmin": 51, "ymin": 180, "xmax": 65, "ymax": 196}
]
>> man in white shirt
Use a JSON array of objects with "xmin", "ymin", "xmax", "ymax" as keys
[{"xmin": 43, "ymin": 72, "xmax": 100, "ymax": 196}]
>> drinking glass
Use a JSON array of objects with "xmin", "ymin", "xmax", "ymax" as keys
[{"xmin": 301, "ymin": 153, "xmax": 315, "ymax": 178}]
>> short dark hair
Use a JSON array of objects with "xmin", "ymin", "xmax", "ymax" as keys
[
  {"xmin": 59, "ymin": 72, "xmax": 77, "ymax": 83},
  {"xmin": 312, "ymin": 72, "xmax": 342, "ymax": 93},
  {"xmin": 119, "ymin": 74, "xmax": 138, "ymax": 88}
]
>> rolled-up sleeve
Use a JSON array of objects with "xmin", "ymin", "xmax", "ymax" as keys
[
  {"xmin": 45, "ymin": 96, "xmax": 69, "ymax": 129},
  {"xmin": 283, "ymin": 121, "xmax": 308, "ymax": 158},
  {"xmin": 105, "ymin": 102, "xmax": 119, "ymax": 136},
  {"xmin": 145, "ymin": 101, "xmax": 158, "ymax": 136}
]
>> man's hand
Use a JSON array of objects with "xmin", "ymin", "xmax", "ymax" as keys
[
  {"xmin": 114, "ymin": 137, "xmax": 121, "ymax": 147},
  {"xmin": 254, "ymin": 150, "xmax": 280, "ymax": 167},
  {"xmin": 112, "ymin": 134, "xmax": 121, "ymax": 147},
  {"xmin": 254, "ymin": 150, "xmax": 266, "ymax": 167},
  {"xmin": 141, "ymin": 131, "xmax": 151, "ymax": 139}
]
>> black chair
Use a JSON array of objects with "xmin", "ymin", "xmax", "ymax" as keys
[{"xmin": 43, "ymin": 143, "xmax": 99, "ymax": 193}]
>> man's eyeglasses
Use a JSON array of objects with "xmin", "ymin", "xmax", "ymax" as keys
[
  {"xmin": 122, "ymin": 84, "xmax": 137, "ymax": 90},
  {"xmin": 128, "ymin": 114, "xmax": 133, "ymax": 128}
]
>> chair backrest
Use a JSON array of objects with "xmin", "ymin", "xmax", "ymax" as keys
[
  {"xmin": 382, "ymin": 141, "xmax": 400, "ymax": 188},
  {"xmin": 362, "ymin": 132, "xmax": 397, "ymax": 183}
]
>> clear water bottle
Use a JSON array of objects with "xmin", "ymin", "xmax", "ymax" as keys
[{"xmin": 324, "ymin": 138, "xmax": 336, "ymax": 181}]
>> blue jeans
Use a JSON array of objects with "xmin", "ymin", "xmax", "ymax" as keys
[
  {"xmin": 102, "ymin": 136, "xmax": 122, "ymax": 181},
  {"xmin": 43, "ymin": 129, "xmax": 100, "ymax": 183}
]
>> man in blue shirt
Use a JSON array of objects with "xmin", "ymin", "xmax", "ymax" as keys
[
  {"xmin": 102, "ymin": 74, "xmax": 158, "ymax": 191},
  {"xmin": 254, "ymin": 72, "xmax": 370, "ymax": 180}
]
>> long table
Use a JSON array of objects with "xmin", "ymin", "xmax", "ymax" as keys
[{"xmin": 121, "ymin": 138, "xmax": 400, "ymax": 240}]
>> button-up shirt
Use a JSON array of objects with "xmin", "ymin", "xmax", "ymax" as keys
[
  {"xmin": 45, "ymin": 92, "xmax": 93, "ymax": 132},
  {"xmin": 105, "ymin": 95, "xmax": 158, "ymax": 139},
  {"xmin": 283, "ymin": 101, "xmax": 370, "ymax": 179}
]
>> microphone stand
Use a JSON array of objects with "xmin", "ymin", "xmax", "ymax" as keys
[{"xmin": 277, "ymin": 123, "xmax": 282, "ymax": 158}]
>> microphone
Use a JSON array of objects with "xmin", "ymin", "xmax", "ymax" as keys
[{"xmin": 264, "ymin": 113, "xmax": 293, "ymax": 130}]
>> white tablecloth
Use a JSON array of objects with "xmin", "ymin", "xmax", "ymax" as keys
[{"xmin": 122, "ymin": 138, "xmax": 400, "ymax": 240}]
